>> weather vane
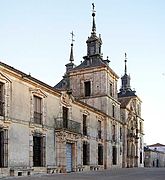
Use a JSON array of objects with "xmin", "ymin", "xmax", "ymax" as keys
[
  {"xmin": 92, "ymin": 3, "xmax": 96, "ymax": 13},
  {"xmin": 125, "ymin": 53, "xmax": 127, "ymax": 62},
  {"xmin": 70, "ymin": 31, "xmax": 75, "ymax": 44}
]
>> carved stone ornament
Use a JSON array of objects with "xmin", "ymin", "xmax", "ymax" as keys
[{"xmin": 60, "ymin": 92, "xmax": 71, "ymax": 107}]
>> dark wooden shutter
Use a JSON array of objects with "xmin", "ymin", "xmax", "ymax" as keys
[{"xmin": 3, "ymin": 129, "xmax": 8, "ymax": 167}]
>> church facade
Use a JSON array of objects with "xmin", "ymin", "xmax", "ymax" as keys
[{"xmin": 0, "ymin": 4, "xmax": 144, "ymax": 178}]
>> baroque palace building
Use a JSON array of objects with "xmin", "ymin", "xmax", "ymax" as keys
[{"xmin": 0, "ymin": 4, "xmax": 144, "ymax": 178}]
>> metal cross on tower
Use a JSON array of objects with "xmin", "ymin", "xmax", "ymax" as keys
[{"xmin": 70, "ymin": 31, "xmax": 75, "ymax": 44}]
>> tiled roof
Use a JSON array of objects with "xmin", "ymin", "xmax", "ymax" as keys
[
  {"xmin": 71, "ymin": 57, "xmax": 106, "ymax": 71},
  {"xmin": 118, "ymin": 97, "xmax": 132, "ymax": 108},
  {"xmin": 118, "ymin": 90, "xmax": 136, "ymax": 98},
  {"xmin": 0, "ymin": 61, "xmax": 61, "ymax": 95}
]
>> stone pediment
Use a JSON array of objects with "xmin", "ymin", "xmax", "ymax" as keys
[
  {"xmin": 0, "ymin": 72, "xmax": 12, "ymax": 83},
  {"xmin": 29, "ymin": 88, "xmax": 47, "ymax": 98}
]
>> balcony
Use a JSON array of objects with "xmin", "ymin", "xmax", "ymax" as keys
[{"xmin": 54, "ymin": 117, "xmax": 81, "ymax": 134}]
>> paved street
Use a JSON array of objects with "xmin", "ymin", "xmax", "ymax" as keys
[{"xmin": 3, "ymin": 168, "xmax": 165, "ymax": 180}]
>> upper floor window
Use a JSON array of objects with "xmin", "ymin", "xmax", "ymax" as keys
[
  {"xmin": 84, "ymin": 81, "xmax": 91, "ymax": 97},
  {"xmin": 83, "ymin": 114, "xmax": 87, "ymax": 136},
  {"xmin": 63, "ymin": 106, "xmax": 68, "ymax": 128},
  {"xmin": 112, "ymin": 104, "xmax": 115, "ymax": 118},
  {"xmin": 120, "ymin": 127, "xmax": 122, "ymax": 141},
  {"xmin": 140, "ymin": 121, "xmax": 143, "ymax": 133},
  {"xmin": 34, "ymin": 96, "xmax": 42, "ymax": 124},
  {"xmin": 98, "ymin": 120, "xmax": 101, "ymax": 139},
  {"xmin": 0, "ymin": 83, "xmax": 4, "ymax": 116},
  {"xmin": 109, "ymin": 83, "xmax": 113, "ymax": 97},
  {"xmin": 112, "ymin": 125, "xmax": 116, "ymax": 142}
]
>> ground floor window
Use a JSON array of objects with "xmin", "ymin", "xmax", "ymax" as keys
[
  {"xmin": 0, "ymin": 129, "xmax": 8, "ymax": 168},
  {"xmin": 112, "ymin": 146, "xmax": 117, "ymax": 165},
  {"xmin": 140, "ymin": 152, "xmax": 143, "ymax": 164},
  {"xmin": 98, "ymin": 144, "xmax": 103, "ymax": 165},
  {"xmin": 83, "ymin": 141, "xmax": 90, "ymax": 165},
  {"xmin": 33, "ymin": 135, "xmax": 46, "ymax": 167}
]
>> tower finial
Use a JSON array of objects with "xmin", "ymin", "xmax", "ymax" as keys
[
  {"xmin": 124, "ymin": 53, "xmax": 127, "ymax": 74},
  {"xmin": 92, "ymin": 3, "xmax": 96, "ymax": 33},
  {"xmin": 69, "ymin": 31, "xmax": 75, "ymax": 63}
]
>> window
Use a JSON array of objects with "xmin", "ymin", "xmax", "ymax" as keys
[
  {"xmin": 83, "ymin": 141, "xmax": 90, "ymax": 165},
  {"xmin": 120, "ymin": 127, "xmax": 122, "ymax": 141},
  {"xmin": 112, "ymin": 104, "xmax": 115, "ymax": 118},
  {"xmin": 0, "ymin": 83, "xmax": 4, "ymax": 116},
  {"xmin": 83, "ymin": 114, "xmax": 87, "ymax": 136},
  {"xmin": 109, "ymin": 83, "xmax": 113, "ymax": 97},
  {"xmin": 140, "ymin": 152, "xmax": 143, "ymax": 164},
  {"xmin": 34, "ymin": 96, "xmax": 42, "ymax": 124},
  {"xmin": 112, "ymin": 125, "xmax": 116, "ymax": 142},
  {"xmin": 98, "ymin": 120, "xmax": 101, "ymax": 139},
  {"xmin": 33, "ymin": 135, "xmax": 46, "ymax": 167},
  {"xmin": 63, "ymin": 106, "xmax": 68, "ymax": 128},
  {"xmin": 98, "ymin": 144, "xmax": 103, "ymax": 165},
  {"xmin": 140, "ymin": 121, "xmax": 142, "ymax": 133},
  {"xmin": 84, "ymin": 81, "xmax": 91, "ymax": 97},
  {"xmin": 0, "ymin": 129, "xmax": 8, "ymax": 167},
  {"xmin": 112, "ymin": 146, "xmax": 117, "ymax": 165}
]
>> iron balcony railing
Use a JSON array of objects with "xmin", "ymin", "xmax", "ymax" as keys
[
  {"xmin": 34, "ymin": 111, "xmax": 42, "ymax": 124},
  {"xmin": 55, "ymin": 117, "xmax": 81, "ymax": 134}
]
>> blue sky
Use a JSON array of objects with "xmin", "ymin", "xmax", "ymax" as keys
[{"xmin": 0, "ymin": 0, "xmax": 165, "ymax": 145}]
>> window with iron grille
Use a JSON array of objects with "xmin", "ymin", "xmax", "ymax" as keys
[
  {"xmin": 0, "ymin": 129, "xmax": 8, "ymax": 168},
  {"xmin": 33, "ymin": 135, "xmax": 46, "ymax": 167},
  {"xmin": 83, "ymin": 114, "xmax": 87, "ymax": 136},
  {"xmin": 84, "ymin": 81, "xmax": 91, "ymax": 97},
  {"xmin": 34, "ymin": 96, "xmax": 42, "ymax": 124},
  {"xmin": 112, "ymin": 146, "xmax": 117, "ymax": 165},
  {"xmin": 98, "ymin": 144, "xmax": 103, "ymax": 165},
  {"xmin": 83, "ymin": 141, "xmax": 90, "ymax": 165},
  {"xmin": 0, "ymin": 83, "xmax": 4, "ymax": 116}
]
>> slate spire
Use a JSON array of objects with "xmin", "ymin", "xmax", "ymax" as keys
[{"xmin": 118, "ymin": 53, "xmax": 136, "ymax": 97}]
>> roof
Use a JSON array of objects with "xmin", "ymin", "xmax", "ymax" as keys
[
  {"xmin": 72, "ymin": 57, "xmax": 106, "ymax": 71},
  {"xmin": 0, "ymin": 61, "xmax": 61, "ymax": 96},
  {"xmin": 118, "ymin": 97, "xmax": 132, "ymax": 108},
  {"xmin": 148, "ymin": 143, "xmax": 165, "ymax": 147},
  {"xmin": 118, "ymin": 90, "xmax": 137, "ymax": 98}
]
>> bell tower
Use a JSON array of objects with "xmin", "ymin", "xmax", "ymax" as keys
[{"xmin": 85, "ymin": 3, "xmax": 102, "ymax": 57}]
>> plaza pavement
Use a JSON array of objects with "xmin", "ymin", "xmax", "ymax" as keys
[{"xmin": 2, "ymin": 168, "xmax": 165, "ymax": 180}]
